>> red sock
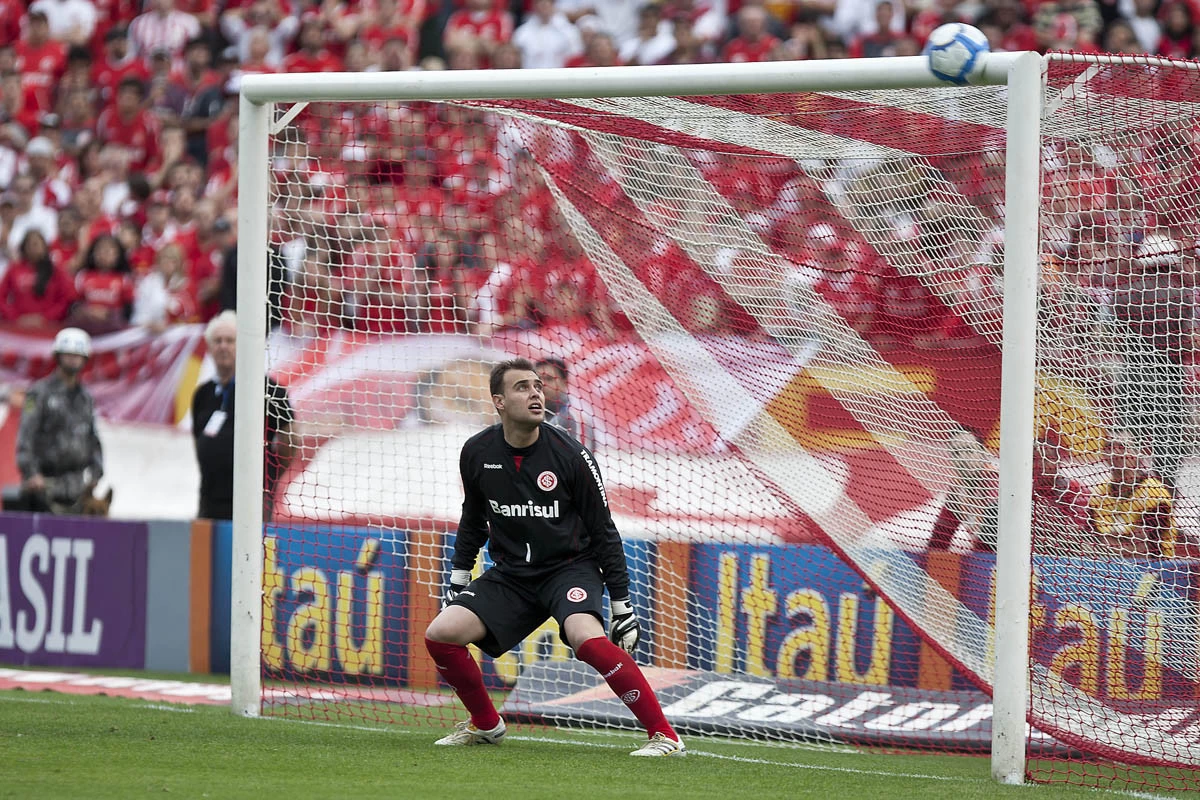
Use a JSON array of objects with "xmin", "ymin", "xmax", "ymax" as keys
[
  {"xmin": 425, "ymin": 638, "xmax": 501, "ymax": 730},
  {"xmin": 576, "ymin": 636, "xmax": 676, "ymax": 740}
]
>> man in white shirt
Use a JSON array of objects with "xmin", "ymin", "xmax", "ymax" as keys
[
  {"xmin": 23, "ymin": 136, "xmax": 71, "ymax": 211},
  {"xmin": 220, "ymin": 0, "xmax": 300, "ymax": 68},
  {"xmin": 129, "ymin": 0, "xmax": 202, "ymax": 60},
  {"xmin": 6, "ymin": 174, "xmax": 57, "ymax": 257},
  {"xmin": 618, "ymin": 2, "xmax": 675, "ymax": 65},
  {"xmin": 828, "ymin": 0, "xmax": 906, "ymax": 43},
  {"xmin": 512, "ymin": 0, "xmax": 584, "ymax": 69},
  {"xmin": 0, "ymin": 124, "xmax": 26, "ymax": 194},
  {"xmin": 556, "ymin": 0, "xmax": 644, "ymax": 44},
  {"xmin": 29, "ymin": 0, "xmax": 97, "ymax": 45}
]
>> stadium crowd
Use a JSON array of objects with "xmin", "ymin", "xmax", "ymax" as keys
[{"xmin": 0, "ymin": 0, "xmax": 1197, "ymax": 345}]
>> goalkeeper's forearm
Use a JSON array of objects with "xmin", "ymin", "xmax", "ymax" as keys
[
  {"xmin": 450, "ymin": 531, "xmax": 487, "ymax": 573},
  {"xmin": 607, "ymin": 583, "xmax": 631, "ymax": 604}
]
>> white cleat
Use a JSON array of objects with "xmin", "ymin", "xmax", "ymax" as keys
[
  {"xmin": 434, "ymin": 719, "xmax": 507, "ymax": 746},
  {"xmin": 630, "ymin": 732, "xmax": 686, "ymax": 757}
]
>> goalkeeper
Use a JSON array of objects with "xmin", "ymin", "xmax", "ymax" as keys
[{"xmin": 424, "ymin": 357, "xmax": 684, "ymax": 757}]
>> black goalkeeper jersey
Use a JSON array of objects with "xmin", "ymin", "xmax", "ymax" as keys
[{"xmin": 453, "ymin": 422, "xmax": 630, "ymax": 599}]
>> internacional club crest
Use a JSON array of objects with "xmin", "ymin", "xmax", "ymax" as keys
[
  {"xmin": 537, "ymin": 470, "xmax": 558, "ymax": 491},
  {"xmin": 567, "ymin": 586, "xmax": 588, "ymax": 603}
]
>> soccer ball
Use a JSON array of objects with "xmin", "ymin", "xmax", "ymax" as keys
[{"xmin": 923, "ymin": 23, "xmax": 990, "ymax": 85}]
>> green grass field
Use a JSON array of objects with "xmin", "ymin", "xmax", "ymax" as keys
[{"xmin": 2, "ymin": 681, "xmax": 1196, "ymax": 800}]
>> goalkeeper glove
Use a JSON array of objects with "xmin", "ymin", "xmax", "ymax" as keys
[
  {"xmin": 608, "ymin": 597, "xmax": 641, "ymax": 654},
  {"xmin": 443, "ymin": 569, "xmax": 472, "ymax": 609}
]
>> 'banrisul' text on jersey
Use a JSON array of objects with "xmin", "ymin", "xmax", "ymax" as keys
[{"xmin": 453, "ymin": 422, "xmax": 630, "ymax": 599}]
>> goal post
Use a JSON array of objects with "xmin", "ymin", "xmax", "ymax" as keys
[
  {"xmin": 231, "ymin": 91, "xmax": 272, "ymax": 719},
  {"xmin": 231, "ymin": 54, "xmax": 1046, "ymax": 775},
  {"xmin": 992, "ymin": 50, "xmax": 1041, "ymax": 785}
]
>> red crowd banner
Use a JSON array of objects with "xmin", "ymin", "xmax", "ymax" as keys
[{"xmin": 0, "ymin": 325, "xmax": 205, "ymax": 425}]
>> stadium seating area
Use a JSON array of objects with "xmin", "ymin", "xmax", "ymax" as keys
[{"xmin": 0, "ymin": 0, "xmax": 1196, "ymax": 344}]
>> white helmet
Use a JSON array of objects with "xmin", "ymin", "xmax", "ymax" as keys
[{"xmin": 53, "ymin": 327, "xmax": 92, "ymax": 358}]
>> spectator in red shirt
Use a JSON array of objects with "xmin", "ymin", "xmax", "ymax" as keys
[
  {"xmin": 0, "ymin": 0, "xmax": 21, "ymax": 44},
  {"xmin": 94, "ymin": 77, "xmax": 162, "ymax": 174},
  {"xmin": 71, "ymin": 179, "xmax": 119, "ymax": 249},
  {"xmin": 141, "ymin": 190, "xmax": 178, "ymax": 252},
  {"xmin": 395, "ymin": 146, "xmax": 445, "ymax": 222},
  {"xmin": 24, "ymin": 136, "xmax": 72, "ymax": 210},
  {"xmin": 281, "ymin": 249, "xmax": 342, "ymax": 336},
  {"xmin": 90, "ymin": 0, "xmax": 140, "ymax": 48},
  {"xmin": 983, "ymin": 0, "xmax": 1037, "ymax": 52},
  {"xmin": 117, "ymin": 218, "xmax": 156, "ymax": 275},
  {"xmin": 415, "ymin": 231, "xmax": 480, "ymax": 334},
  {"xmin": 0, "ymin": 71, "xmax": 40, "ymax": 134},
  {"xmin": 14, "ymin": 10, "xmax": 67, "ymax": 114},
  {"xmin": 660, "ymin": 10, "xmax": 714, "ymax": 64},
  {"xmin": 0, "ymin": 229, "xmax": 76, "ymax": 328},
  {"xmin": 283, "ymin": 18, "xmax": 344, "ymax": 72},
  {"xmin": 147, "ymin": 49, "xmax": 191, "ymax": 119},
  {"xmin": 910, "ymin": 0, "xmax": 962, "ymax": 46},
  {"xmin": 619, "ymin": 3, "xmax": 676, "ymax": 65},
  {"xmin": 130, "ymin": 240, "xmax": 198, "ymax": 330},
  {"xmin": 1103, "ymin": 18, "xmax": 1143, "ymax": 53},
  {"xmin": 721, "ymin": 5, "xmax": 780, "ymax": 62},
  {"xmin": 359, "ymin": 0, "xmax": 421, "ymax": 62},
  {"xmin": 236, "ymin": 26, "xmax": 280, "ymax": 76},
  {"xmin": 848, "ymin": 1, "xmax": 903, "ymax": 57},
  {"xmin": 220, "ymin": 0, "xmax": 299, "ymax": 68},
  {"xmin": 185, "ymin": 206, "xmax": 229, "ymax": 319},
  {"xmin": 444, "ymin": 0, "xmax": 514, "ymax": 67},
  {"xmin": 1158, "ymin": 0, "xmax": 1194, "ymax": 57},
  {"xmin": 56, "ymin": 45, "xmax": 94, "ymax": 98},
  {"xmin": 68, "ymin": 233, "xmax": 134, "ymax": 333},
  {"xmin": 50, "ymin": 205, "xmax": 84, "ymax": 275},
  {"xmin": 172, "ymin": 37, "xmax": 218, "ymax": 97},
  {"xmin": 1031, "ymin": 428, "xmax": 1093, "ymax": 540},
  {"xmin": 489, "ymin": 41, "xmax": 522, "ymax": 69},
  {"xmin": 376, "ymin": 35, "xmax": 416, "ymax": 71},
  {"xmin": 346, "ymin": 236, "xmax": 420, "ymax": 334},
  {"xmin": 171, "ymin": 189, "xmax": 220, "ymax": 317},
  {"xmin": 567, "ymin": 26, "xmax": 623, "ymax": 67},
  {"xmin": 56, "ymin": 89, "xmax": 96, "ymax": 155}
]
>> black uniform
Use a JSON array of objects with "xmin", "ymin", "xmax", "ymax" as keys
[
  {"xmin": 191, "ymin": 376, "xmax": 293, "ymax": 520},
  {"xmin": 449, "ymin": 422, "xmax": 630, "ymax": 656}
]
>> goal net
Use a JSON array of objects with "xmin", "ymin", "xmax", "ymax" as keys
[{"xmin": 240, "ymin": 55, "xmax": 1200, "ymax": 791}]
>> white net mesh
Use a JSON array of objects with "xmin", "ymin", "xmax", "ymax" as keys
[{"xmin": 254, "ymin": 57, "xmax": 1200, "ymax": 790}]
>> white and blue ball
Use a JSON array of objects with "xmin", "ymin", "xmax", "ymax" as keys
[{"xmin": 923, "ymin": 23, "xmax": 990, "ymax": 85}]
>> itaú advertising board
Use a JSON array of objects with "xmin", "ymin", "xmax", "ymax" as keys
[{"xmin": 246, "ymin": 522, "xmax": 1198, "ymax": 745}]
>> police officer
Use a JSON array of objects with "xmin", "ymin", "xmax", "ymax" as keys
[{"xmin": 13, "ymin": 327, "xmax": 104, "ymax": 513}]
